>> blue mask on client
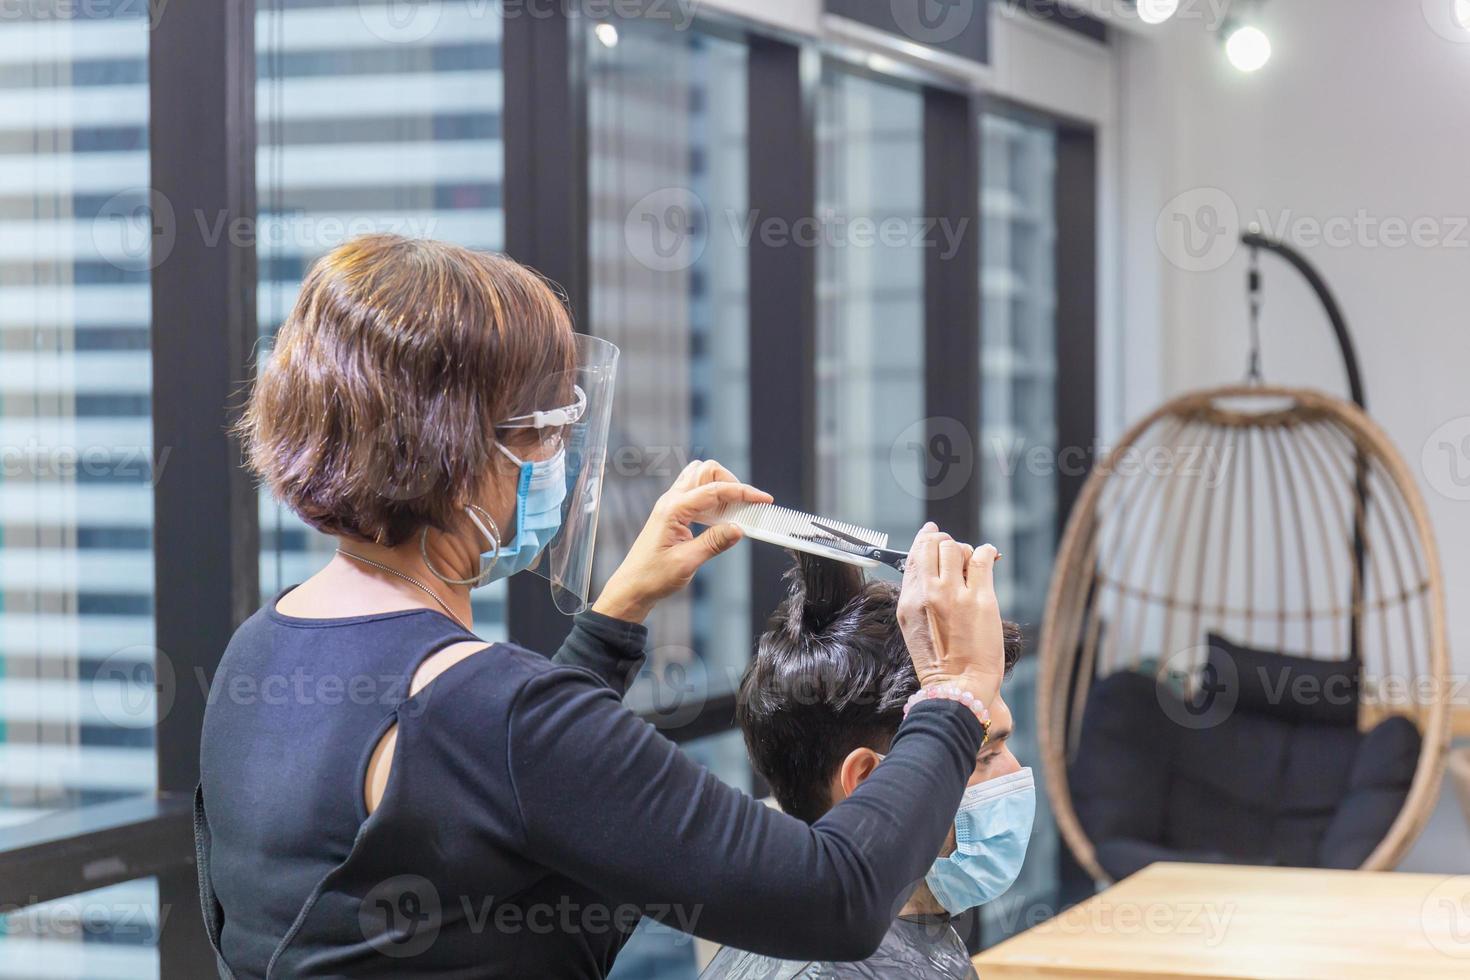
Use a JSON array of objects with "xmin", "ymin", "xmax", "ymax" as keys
[{"xmin": 924, "ymin": 766, "xmax": 1036, "ymax": 914}]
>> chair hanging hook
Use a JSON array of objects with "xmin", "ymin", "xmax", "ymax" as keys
[{"xmin": 1245, "ymin": 244, "xmax": 1264, "ymax": 384}]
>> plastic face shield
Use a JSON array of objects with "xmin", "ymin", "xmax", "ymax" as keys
[{"xmin": 497, "ymin": 334, "xmax": 619, "ymax": 614}]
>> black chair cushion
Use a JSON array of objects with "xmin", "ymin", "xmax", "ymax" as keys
[
  {"xmin": 1165, "ymin": 699, "xmax": 1359, "ymax": 867},
  {"xmin": 1069, "ymin": 672, "xmax": 1172, "ymax": 849},
  {"xmin": 1205, "ymin": 633, "xmax": 1361, "ymax": 727},
  {"xmin": 1318, "ymin": 715, "xmax": 1421, "ymax": 868},
  {"xmin": 1070, "ymin": 640, "xmax": 1418, "ymax": 880}
]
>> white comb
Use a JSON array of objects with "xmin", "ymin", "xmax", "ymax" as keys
[{"xmin": 709, "ymin": 502, "xmax": 888, "ymax": 569}]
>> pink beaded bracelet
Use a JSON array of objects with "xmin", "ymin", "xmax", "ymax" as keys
[{"xmin": 904, "ymin": 684, "xmax": 992, "ymax": 743}]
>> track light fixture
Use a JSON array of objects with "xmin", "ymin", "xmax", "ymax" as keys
[
  {"xmin": 1221, "ymin": 2, "xmax": 1272, "ymax": 73},
  {"xmin": 1137, "ymin": 0, "xmax": 1181, "ymax": 25},
  {"xmin": 594, "ymin": 22, "xmax": 620, "ymax": 48},
  {"xmin": 1225, "ymin": 23, "xmax": 1272, "ymax": 71}
]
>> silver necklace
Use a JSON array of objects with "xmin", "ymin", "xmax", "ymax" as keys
[{"xmin": 335, "ymin": 549, "xmax": 468, "ymax": 630}]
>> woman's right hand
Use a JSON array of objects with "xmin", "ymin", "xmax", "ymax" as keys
[
  {"xmin": 897, "ymin": 522, "xmax": 1006, "ymax": 707},
  {"xmin": 593, "ymin": 459, "xmax": 771, "ymax": 624}
]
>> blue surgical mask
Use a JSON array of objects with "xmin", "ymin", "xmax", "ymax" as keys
[
  {"xmin": 924, "ymin": 766, "xmax": 1035, "ymax": 914},
  {"xmin": 471, "ymin": 442, "xmax": 567, "ymax": 585}
]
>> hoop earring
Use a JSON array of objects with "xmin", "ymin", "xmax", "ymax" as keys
[{"xmin": 421, "ymin": 504, "xmax": 500, "ymax": 587}]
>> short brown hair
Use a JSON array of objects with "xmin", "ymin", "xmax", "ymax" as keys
[{"xmin": 237, "ymin": 234, "xmax": 575, "ymax": 546}]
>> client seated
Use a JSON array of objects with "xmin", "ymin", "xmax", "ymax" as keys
[{"xmin": 700, "ymin": 554, "xmax": 1027, "ymax": 980}]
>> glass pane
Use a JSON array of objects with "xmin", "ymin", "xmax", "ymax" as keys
[
  {"xmin": 978, "ymin": 111, "xmax": 1060, "ymax": 946},
  {"xmin": 980, "ymin": 113, "xmax": 1058, "ymax": 631},
  {"xmin": 0, "ymin": 879, "xmax": 159, "ymax": 979},
  {"xmin": 606, "ymin": 730, "xmax": 748, "ymax": 980},
  {"xmin": 586, "ymin": 21, "xmax": 750, "ymax": 712},
  {"xmin": 814, "ymin": 69, "xmax": 926, "ymax": 578},
  {"xmin": 255, "ymin": 0, "xmax": 507, "ymax": 638},
  {"xmin": 977, "ymin": 653, "xmax": 1059, "ymax": 945},
  {"xmin": 0, "ymin": 3, "xmax": 156, "ymax": 829}
]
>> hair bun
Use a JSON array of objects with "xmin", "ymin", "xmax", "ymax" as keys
[{"xmin": 785, "ymin": 552, "xmax": 865, "ymax": 633}]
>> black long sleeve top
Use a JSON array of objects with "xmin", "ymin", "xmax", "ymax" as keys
[{"xmin": 196, "ymin": 595, "xmax": 985, "ymax": 978}]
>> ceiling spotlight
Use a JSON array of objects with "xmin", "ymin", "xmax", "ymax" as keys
[
  {"xmin": 594, "ymin": 22, "xmax": 620, "ymax": 48},
  {"xmin": 1457, "ymin": 0, "xmax": 1470, "ymax": 29},
  {"xmin": 1137, "ymin": 0, "xmax": 1181, "ymax": 24},
  {"xmin": 1224, "ymin": 24, "xmax": 1272, "ymax": 72}
]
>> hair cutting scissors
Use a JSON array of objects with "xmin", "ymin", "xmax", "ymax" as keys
[
  {"xmin": 810, "ymin": 522, "xmax": 1003, "ymax": 574},
  {"xmin": 810, "ymin": 522, "xmax": 910, "ymax": 573}
]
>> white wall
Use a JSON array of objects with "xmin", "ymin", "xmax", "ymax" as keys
[{"xmin": 1121, "ymin": 0, "xmax": 1470, "ymax": 674}]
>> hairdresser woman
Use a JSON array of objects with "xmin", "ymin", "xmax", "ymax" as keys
[{"xmin": 196, "ymin": 234, "xmax": 1010, "ymax": 978}]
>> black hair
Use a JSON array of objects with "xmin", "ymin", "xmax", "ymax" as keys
[{"xmin": 736, "ymin": 553, "xmax": 1023, "ymax": 824}]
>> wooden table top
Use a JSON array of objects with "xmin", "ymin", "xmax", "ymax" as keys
[{"xmin": 972, "ymin": 862, "xmax": 1470, "ymax": 979}]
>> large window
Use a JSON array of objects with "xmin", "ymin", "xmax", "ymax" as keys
[
  {"xmin": 0, "ymin": 4, "xmax": 159, "ymax": 974},
  {"xmin": 586, "ymin": 19, "xmax": 751, "ymax": 730},
  {"xmin": 814, "ymin": 68, "xmax": 926, "ymax": 572},
  {"xmin": 978, "ymin": 108, "xmax": 1063, "ymax": 947},
  {"xmin": 587, "ymin": 18, "xmax": 752, "ymax": 980},
  {"xmin": 0, "ymin": 5, "xmax": 1099, "ymax": 976},
  {"xmin": 255, "ymin": 0, "xmax": 507, "ymax": 637},
  {"xmin": 981, "ymin": 111, "xmax": 1059, "ymax": 632}
]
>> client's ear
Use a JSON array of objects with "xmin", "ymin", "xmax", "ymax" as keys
[{"xmin": 833, "ymin": 747, "xmax": 884, "ymax": 804}]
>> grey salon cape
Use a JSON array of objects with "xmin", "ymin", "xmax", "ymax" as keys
[{"xmin": 698, "ymin": 915, "xmax": 977, "ymax": 979}]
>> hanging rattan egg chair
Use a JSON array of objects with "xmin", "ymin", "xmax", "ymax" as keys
[{"xmin": 1039, "ymin": 243, "xmax": 1450, "ymax": 883}]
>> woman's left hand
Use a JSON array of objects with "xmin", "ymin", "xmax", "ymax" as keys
[{"xmin": 593, "ymin": 460, "xmax": 772, "ymax": 623}]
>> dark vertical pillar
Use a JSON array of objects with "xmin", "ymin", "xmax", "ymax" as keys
[
  {"xmin": 924, "ymin": 84, "xmax": 986, "ymax": 954},
  {"xmin": 150, "ymin": 0, "xmax": 259, "ymax": 972},
  {"xmin": 1053, "ymin": 123, "xmax": 1099, "ymax": 911},
  {"xmin": 1054, "ymin": 126, "xmax": 1098, "ymax": 531},
  {"xmin": 747, "ymin": 38, "xmax": 820, "ymax": 640},
  {"xmin": 503, "ymin": 6, "xmax": 588, "ymax": 653},
  {"xmin": 923, "ymin": 88, "xmax": 983, "ymax": 543}
]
